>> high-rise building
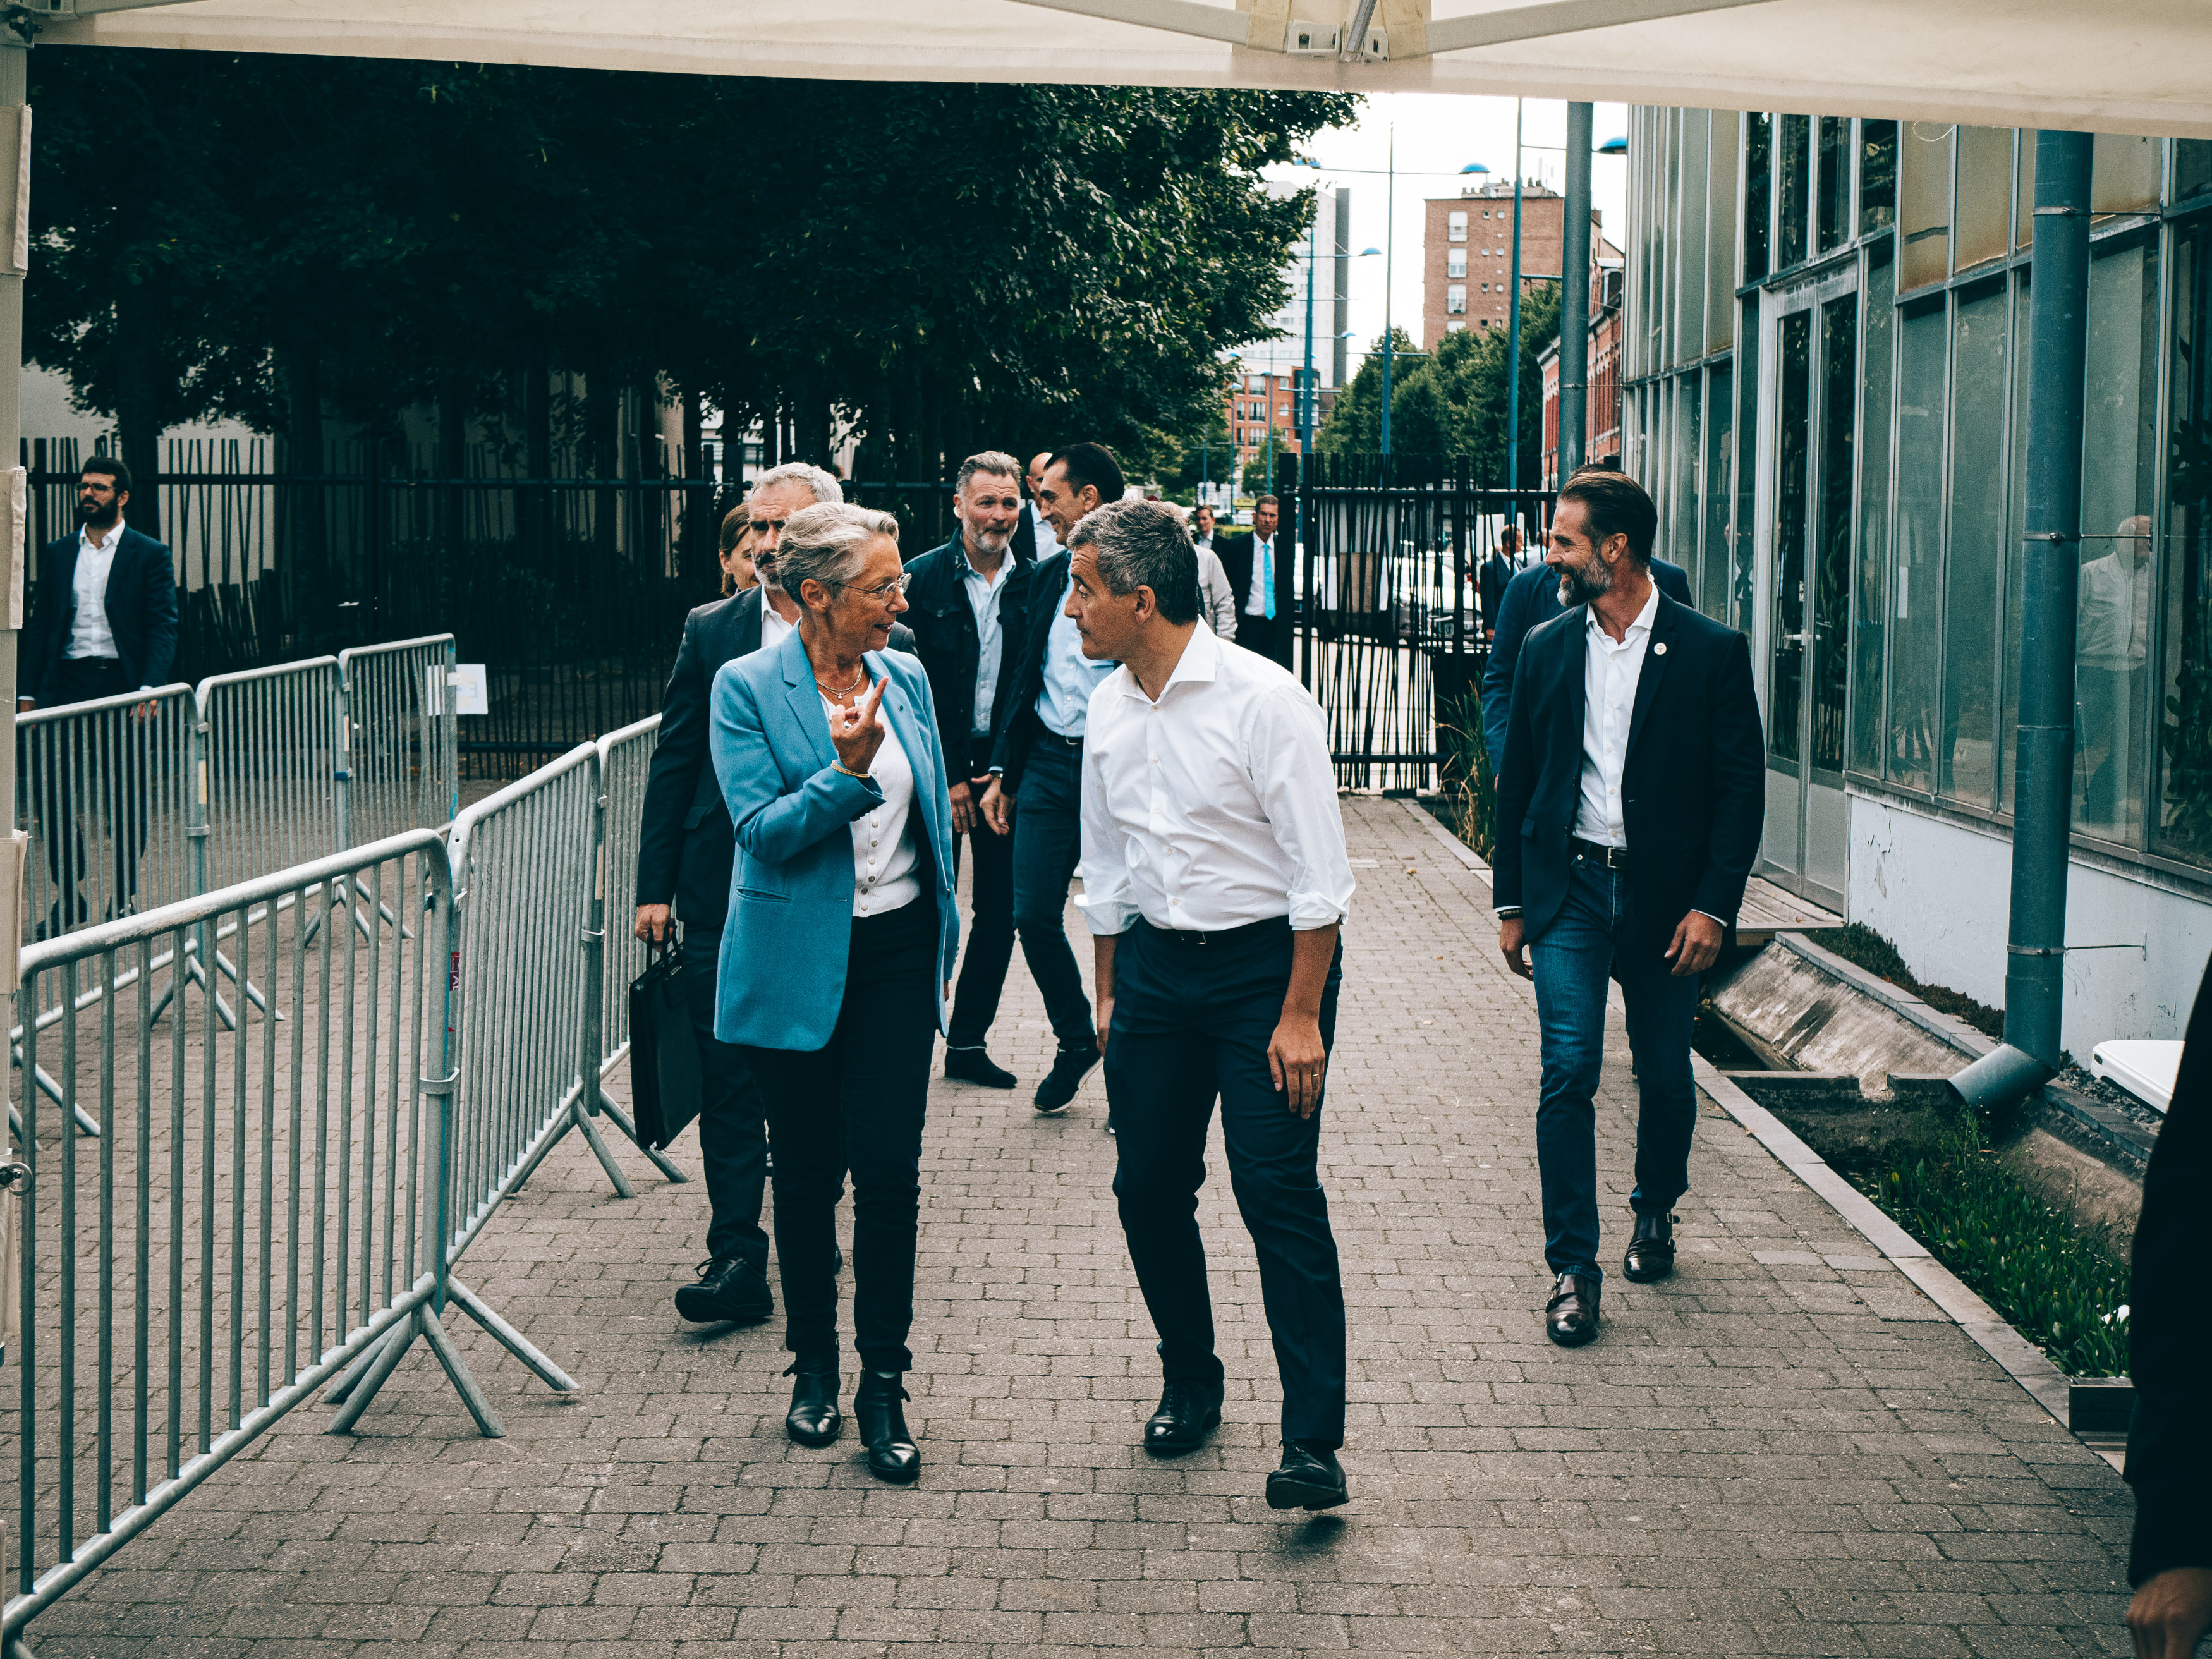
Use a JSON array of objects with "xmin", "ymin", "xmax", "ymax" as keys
[{"xmin": 1218, "ymin": 182, "xmax": 1351, "ymax": 493}]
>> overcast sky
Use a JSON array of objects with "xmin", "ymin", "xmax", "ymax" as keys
[{"xmin": 1256, "ymin": 92, "xmax": 1631, "ymax": 359}]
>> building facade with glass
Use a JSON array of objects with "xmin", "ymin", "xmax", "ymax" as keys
[{"xmin": 1622, "ymin": 109, "xmax": 2212, "ymax": 1052}]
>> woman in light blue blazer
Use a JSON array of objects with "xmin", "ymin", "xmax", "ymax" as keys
[{"xmin": 708, "ymin": 501, "xmax": 958, "ymax": 1485}]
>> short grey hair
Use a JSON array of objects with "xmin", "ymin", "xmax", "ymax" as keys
[
  {"xmin": 777, "ymin": 502, "xmax": 899, "ymax": 600},
  {"xmin": 954, "ymin": 451, "xmax": 1022, "ymax": 494},
  {"xmin": 1066, "ymin": 498, "xmax": 1200, "ymax": 626},
  {"xmin": 751, "ymin": 461, "xmax": 844, "ymax": 506}
]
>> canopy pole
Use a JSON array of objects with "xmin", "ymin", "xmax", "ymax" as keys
[
  {"xmin": 1558, "ymin": 101, "xmax": 1592, "ymax": 479},
  {"xmin": 1950, "ymin": 130, "xmax": 2093, "ymax": 1114}
]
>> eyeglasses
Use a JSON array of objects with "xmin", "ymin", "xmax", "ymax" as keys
[{"xmin": 829, "ymin": 572, "xmax": 913, "ymax": 602}]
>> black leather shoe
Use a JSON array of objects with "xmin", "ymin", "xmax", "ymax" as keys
[
  {"xmin": 1265, "ymin": 1440, "xmax": 1349, "ymax": 1510},
  {"xmin": 1142, "ymin": 1380, "xmax": 1224, "ymax": 1456},
  {"xmin": 784, "ymin": 1363, "xmax": 841, "ymax": 1447},
  {"xmin": 1033, "ymin": 1044, "xmax": 1099, "ymax": 1113},
  {"xmin": 674, "ymin": 1253, "xmax": 774, "ymax": 1324},
  {"xmin": 945, "ymin": 1046, "xmax": 1018, "ymax": 1088},
  {"xmin": 1622, "ymin": 1212, "xmax": 1677, "ymax": 1284},
  {"xmin": 854, "ymin": 1373, "xmax": 921, "ymax": 1483},
  {"xmin": 1545, "ymin": 1272, "xmax": 1602, "ymax": 1347}
]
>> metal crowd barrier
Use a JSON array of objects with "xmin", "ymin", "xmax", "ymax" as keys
[
  {"xmin": 590, "ymin": 717, "xmax": 660, "ymax": 1094},
  {"xmin": 337, "ymin": 636, "xmax": 459, "ymax": 851},
  {"xmin": 2, "ymin": 830, "xmax": 471, "ymax": 1651},
  {"xmin": 194, "ymin": 657, "xmax": 342, "ymax": 895}
]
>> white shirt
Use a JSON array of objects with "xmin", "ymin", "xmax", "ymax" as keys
[
  {"xmin": 1243, "ymin": 535, "xmax": 1276, "ymax": 616},
  {"xmin": 957, "ymin": 540, "xmax": 1009, "ymax": 737},
  {"xmin": 68, "ymin": 518, "xmax": 125, "ymax": 663},
  {"xmin": 1196, "ymin": 545, "xmax": 1239, "ymax": 642},
  {"xmin": 2077, "ymin": 549, "xmax": 2150, "ymax": 669},
  {"xmin": 829, "ymin": 693, "xmax": 921, "ymax": 917},
  {"xmin": 1034, "ymin": 569, "xmax": 1115, "ymax": 738},
  {"xmin": 1076, "ymin": 622, "xmax": 1355, "ymax": 936},
  {"xmin": 1575, "ymin": 583, "xmax": 1660, "ymax": 848},
  {"xmin": 1026, "ymin": 501, "xmax": 1060, "ymax": 557},
  {"xmin": 760, "ymin": 599, "xmax": 795, "ymax": 655}
]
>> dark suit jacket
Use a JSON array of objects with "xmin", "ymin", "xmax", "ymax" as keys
[
  {"xmin": 636, "ymin": 586, "xmax": 913, "ymax": 932},
  {"xmin": 1492, "ymin": 590, "xmax": 1764, "ymax": 964},
  {"xmin": 1477, "ymin": 552, "xmax": 1516, "ymax": 633},
  {"xmin": 903, "ymin": 533, "xmax": 1036, "ymax": 784},
  {"xmin": 2126, "ymin": 947, "xmax": 2212, "ymax": 1585},
  {"xmin": 988, "ymin": 549, "xmax": 1073, "ymax": 794},
  {"xmin": 1213, "ymin": 530, "xmax": 1288, "ymax": 662},
  {"xmin": 1481, "ymin": 555, "xmax": 1692, "ymax": 773},
  {"xmin": 23, "ymin": 526, "xmax": 179, "ymax": 704}
]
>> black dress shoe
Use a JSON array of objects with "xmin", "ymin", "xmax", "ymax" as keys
[
  {"xmin": 854, "ymin": 1373, "xmax": 921, "ymax": 1483},
  {"xmin": 1033, "ymin": 1044, "xmax": 1099, "ymax": 1113},
  {"xmin": 1545, "ymin": 1272, "xmax": 1602, "ymax": 1347},
  {"xmin": 1142, "ymin": 1380, "xmax": 1224, "ymax": 1456},
  {"xmin": 945, "ymin": 1046, "xmax": 1018, "ymax": 1088},
  {"xmin": 784, "ymin": 1363, "xmax": 841, "ymax": 1447},
  {"xmin": 673, "ymin": 1253, "xmax": 774, "ymax": 1324},
  {"xmin": 1622, "ymin": 1212, "xmax": 1677, "ymax": 1284},
  {"xmin": 1265, "ymin": 1440, "xmax": 1349, "ymax": 1510}
]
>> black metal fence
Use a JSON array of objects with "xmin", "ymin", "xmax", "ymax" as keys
[{"xmin": 1296, "ymin": 454, "xmax": 1555, "ymax": 791}]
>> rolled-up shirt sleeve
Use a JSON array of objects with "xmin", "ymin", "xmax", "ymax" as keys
[
  {"xmin": 1248, "ymin": 685, "xmax": 1356, "ymax": 931},
  {"xmin": 1074, "ymin": 720, "xmax": 1139, "ymax": 936}
]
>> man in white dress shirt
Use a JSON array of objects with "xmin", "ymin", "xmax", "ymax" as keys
[{"xmin": 1066, "ymin": 497, "xmax": 1358, "ymax": 1512}]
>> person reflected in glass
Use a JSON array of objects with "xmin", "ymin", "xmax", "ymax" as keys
[{"xmin": 2077, "ymin": 514, "xmax": 2152, "ymax": 834}]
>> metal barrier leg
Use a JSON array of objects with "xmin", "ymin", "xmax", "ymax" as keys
[
  {"xmin": 444, "ymin": 1277, "xmax": 580, "ymax": 1392},
  {"xmin": 321, "ymin": 1334, "xmax": 386, "ymax": 1406},
  {"xmin": 9, "ymin": 1046, "xmax": 96, "ymax": 1136},
  {"xmin": 566, "ymin": 1097, "xmax": 636, "ymax": 1200},
  {"xmin": 418, "ymin": 1309, "xmax": 506, "ymax": 1438},
  {"xmin": 591, "ymin": 1087, "xmax": 687, "ymax": 1184},
  {"xmin": 183, "ymin": 955, "xmax": 240, "ymax": 1031},
  {"xmin": 209, "ymin": 949, "xmax": 278, "ymax": 1020},
  {"xmin": 324, "ymin": 1316, "xmax": 421, "ymax": 1433}
]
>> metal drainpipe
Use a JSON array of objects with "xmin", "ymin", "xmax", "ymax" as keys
[
  {"xmin": 1948, "ymin": 130, "xmax": 2093, "ymax": 1115},
  {"xmin": 1559, "ymin": 102, "xmax": 1593, "ymax": 480}
]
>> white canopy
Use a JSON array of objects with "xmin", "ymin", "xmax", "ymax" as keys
[{"xmin": 36, "ymin": 0, "xmax": 2212, "ymax": 140}]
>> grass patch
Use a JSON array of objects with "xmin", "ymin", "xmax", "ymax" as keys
[
  {"xmin": 1852, "ymin": 1124, "xmax": 2130, "ymax": 1376},
  {"xmin": 1801, "ymin": 921, "xmax": 2006, "ymax": 1043}
]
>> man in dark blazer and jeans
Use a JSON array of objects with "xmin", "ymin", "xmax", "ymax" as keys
[
  {"xmin": 20, "ymin": 455, "xmax": 179, "ymax": 932},
  {"xmin": 1492, "ymin": 471, "xmax": 1763, "ymax": 1348}
]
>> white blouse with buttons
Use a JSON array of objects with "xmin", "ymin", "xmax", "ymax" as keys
[{"xmin": 826, "ymin": 692, "xmax": 921, "ymax": 916}]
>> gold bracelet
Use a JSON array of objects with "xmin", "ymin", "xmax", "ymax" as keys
[{"xmin": 832, "ymin": 762, "xmax": 872, "ymax": 782}]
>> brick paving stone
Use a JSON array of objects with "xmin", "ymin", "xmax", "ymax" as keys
[{"xmin": 14, "ymin": 798, "xmax": 2137, "ymax": 1657}]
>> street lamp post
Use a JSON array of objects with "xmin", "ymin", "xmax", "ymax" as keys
[
  {"xmin": 1508, "ymin": 99, "xmax": 1525, "ymax": 495},
  {"xmin": 1380, "ymin": 128, "xmax": 1396, "ymax": 458}
]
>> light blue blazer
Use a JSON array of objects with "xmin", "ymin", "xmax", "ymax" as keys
[{"xmin": 707, "ymin": 628, "xmax": 960, "ymax": 1050}]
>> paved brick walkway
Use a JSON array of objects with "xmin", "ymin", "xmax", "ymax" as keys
[{"xmin": 23, "ymin": 798, "xmax": 2135, "ymax": 1657}]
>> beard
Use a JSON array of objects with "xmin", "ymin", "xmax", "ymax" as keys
[
  {"xmin": 969, "ymin": 523, "xmax": 1013, "ymax": 557},
  {"xmin": 1557, "ymin": 557, "xmax": 1613, "ymax": 609},
  {"xmin": 75, "ymin": 497, "xmax": 115, "ymax": 526}
]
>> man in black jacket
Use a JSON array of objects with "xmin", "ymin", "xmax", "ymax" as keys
[
  {"xmin": 1476, "ymin": 526, "xmax": 1521, "ymax": 645},
  {"xmin": 1492, "ymin": 471, "xmax": 1763, "ymax": 1348},
  {"xmin": 980, "ymin": 442, "xmax": 1126, "ymax": 1115},
  {"xmin": 903, "ymin": 453, "xmax": 1036, "ymax": 1088},
  {"xmin": 635, "ymin": 461, "xmax": 910, "ymax": 1323},
  {"xmin": 19, "ymin": 455, "xmax": 179, "ymax": 932}
]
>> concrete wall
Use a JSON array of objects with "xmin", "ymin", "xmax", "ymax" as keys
[{"xmin": 1847, "ymin": 790, "xmax": 2212, "ymax": 1055}]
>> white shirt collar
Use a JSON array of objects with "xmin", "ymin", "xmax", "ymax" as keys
[
  {"xmin": 82, "ymin": 518, "xmax": 125, "ymax": 552},
  {"xmin": 1115, "ymin": 621, "xmax": 1219, "ymax": 703},
  {"xmin": 1586, "ymin": 579, "xmax": 1661, "ymax": 644}
]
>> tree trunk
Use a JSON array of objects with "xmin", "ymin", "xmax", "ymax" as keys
[
  {"xmin": 280, "ymin": 346, "xmax": 325, "ymax": 647},
  {"xmin": 112, "ymin": 284, "xmax": 162, "ymax": 545}
]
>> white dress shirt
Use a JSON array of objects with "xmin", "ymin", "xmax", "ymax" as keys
[
  {"xmin": 1034, "ymin": 569, "xmax": 1115, "ymax": 738},
  {"xmin": 1076, "ymin": 622, "xmax": 1355, "ymax": 936},
  {"xmin": 2077, "ymin": 549, "xmax": 2150, "ymax": 671},
  {"xmin": 1026, "ymin": 501, "xmax": 1060, "ymax": 557},
  {"xmin": 958, "ymin": 542, "xmax": 1009, "ymax": 739},
  {"xmin": 1575, "ymin": 583, "xmax": 1659, "ymax": 847},
  {"xmin": 1243, "ymin": 535, "xmax": 1275, "ymax": 616},
  {"xmin": 760, "ymin": 599, "xmax": 796, "ymax": 655},
  {"xmin": 68, "ymin": 518, "xmax": 126, "ymax": 662},
  {"xmin": 1196, "ymin": 545, "xmax": 1239, "ymax": 642},
  {"xmin": 829, "ymin": 693, "xmax": 921, "ymax": 918}
]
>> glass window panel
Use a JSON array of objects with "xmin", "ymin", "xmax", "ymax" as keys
[
  {"xmin": 2016, "ymin": 134, "xmax": 2037, "ymax": 251},
  {"xmin": 1942, "ymin": 281, "xmax": 2007, "ymax": 808},
  {"xmin": 1449, "ymin": 210, "xmax": 1468, "ymax": 241},
  {"xmin": 1707, "ymin": 114, "xmax": 1739, "ymax": 351},
  {"xmin": 1770, "ymin": 308, "xmax": 1813, "ymax": 762},
  {"xmin": 2179, "ymin": 140, "xmax": 2212, "ymax": 204},
  {"xmin": 1677, "ymin": 109, "xmax": 1708, "ymax": 363},
  {"xmin": 2092, "ymin": 134, "xmax": 2161, "ymax": 218},
  {"xmin": 1899, "ymin": 122, "xmax": 1952, "ymax": 293},
  {"xmin": 2000, "ymin": 272, "xmax": 2031, "ymax": 815},
  {"xmin": 1778, "ymin": 114, "xmax": 1811, "ymax": 270},
  {"xmin": 1703, "ymin": 363, "xmax": 1735, "ymax": 623},
  {"xmin": 1673, "ymin": 373, "xmax": 1701, "ymax": 571},
  {"xmin": 2074, "ymin": 235, "xmax": 2161, "ymax": 844},
  {"xmin": 1817, "ymin": 117, "xmax": 1849, "ymax": 253},
  {"xmin": 1955, "ymin": 127, "xmax": 2013, "ymax": 272},
  {"xmin": 1892, "ymin": 298, "xmax": 1947, "ymax": 791},
  {"xmin": 1812, "ymin": 294, "xmax": 1857, "ymax": 773},
  {"xmin": 1744, "ymin": 113, "xmax": 1773, "ymax": 283},
  {"xmin": 1860, "ymin": 120, "xmax": 1899, "ymax": 234},
  {"xmin": 1850, "ymin": 246, "xmax": 1895, "ymax": 775},
  {"xmin": 1734, "ymin": 299, "xmax": 1761, "ymax": 633},
  {"xmin": 1448, "ymin": 249, "xmax": 1466, "ymax": 278},
  {"xmin": 2158, "ymin": 215, "xmax": 2212, "ymax": 865}
]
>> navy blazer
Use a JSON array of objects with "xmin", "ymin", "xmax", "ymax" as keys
[
  {"xmin": 902, "ymin": 533, "xmax": 1036, "ymax": 784},
  {"xmin": 988, "ymin": 549, "xmax": 1072, "ymax": 794},
  {"xmin": 708, "ymin": 631, "xmax": 960, "ymax": 1050},
  {"xmin": 1491, "ymin": 590, "xmax": 1764, "ymax": 964},
  {"xmin": 636, "ymin": 587, "xmax": 912, "ymax": 932},
  {"xmin": 1481, "ymin": 555, "xmax": 1692, "ymax": 774},
  {"xmin": 23, "ymin": 526, "xmax": 179, "ymax": 705}
]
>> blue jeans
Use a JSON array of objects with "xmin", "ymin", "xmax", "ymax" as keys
[
  {"xmin": 1528, "ymin": 856, "xmax": 1701, "ymax": 1280},
  {"xmin": 1009, "ymin": 738, "xmax": 1095, "ymax": 1050}
]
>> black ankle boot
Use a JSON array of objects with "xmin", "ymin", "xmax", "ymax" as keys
[
  {"xmin": 784, "ymin": 1363, "xmax": 841, "ymax": 1447},
  {"xmin": 853, "ymin": 1373, "xmax": 921, "ymax": 1483}
]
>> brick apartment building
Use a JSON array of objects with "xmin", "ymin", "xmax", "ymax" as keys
[{"xmin": 1423, "ymin": 180, "xmax": 1620, "ymax": 346}]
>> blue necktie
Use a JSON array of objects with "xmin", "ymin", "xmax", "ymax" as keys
[{"xmin": 1261, "ymin": 538, "xmax": 1276, "ymax": 621}]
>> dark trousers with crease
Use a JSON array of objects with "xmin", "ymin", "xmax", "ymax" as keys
[
  {"xmin": 741, "ymin": 897, "xmax": 939, "ymax": 1373},
  {"xmin": 37, "ymin": 657, "xmax": 150, "ymax": 914},
  {"xmin": 948, "ymin": 805, "xmax": 1018, "ymax": 1050},
  {"xmin": 681, "ymin": 924, "xmax": 770, "ymax": 1263},
  {"xmin": 1009, "ymin": 736, "xmax": 1094, "ymax": 1050},
  {"xmin": 1105, "ymin": 917, "xmax": 1347, "ymax": 1449}
]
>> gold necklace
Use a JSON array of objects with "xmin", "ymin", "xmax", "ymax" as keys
[{"xmin": 815, "ymin": 664, "xmax": 865, "ymax": 696}]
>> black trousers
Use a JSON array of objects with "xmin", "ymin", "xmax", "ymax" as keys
[
  {"xmin": 1009, "ymin": 737, "xmax": 1095, "ymax": 1050},
  {"xmin": 681, "ymin": 925, "xmax": 770, "ymax": 1263},
  {"xmin": 742, "ymin": 897, "xmax": 939, "ymax": 1373},
  {"xmin": 1106, "ymin": 918, "xmax": 1347, "ymax": 1449},
  {"xmin": 36, "ymin": 657, "xmax": 150, "ymax": 914},
  {"xmin": 947, "ymin": 814, "xmax": 1017, "ymax": 1050}
]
